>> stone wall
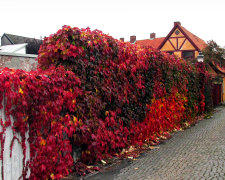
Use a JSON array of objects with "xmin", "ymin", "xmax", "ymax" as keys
[{"xmin": 0, "ymin": 52, "xmax": 38, "ymax": 71}]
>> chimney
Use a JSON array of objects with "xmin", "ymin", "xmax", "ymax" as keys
[
  {"xmin": 120, "ymin": 38, "xmax": 124, "ymax": 42},
  {"xmin": 130, "ymin": 36, "xmax": 136, "ymax": 43},
  {"xmin": 174, "ymin": 21, "xmax": 181, "ymax": 26},
  {"xmin": 150, "ymin": 33, "xmax": 156, "ymax": 40}
]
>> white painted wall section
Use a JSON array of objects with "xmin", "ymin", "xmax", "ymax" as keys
[{"xmin": 0, "ymin": 98, "xmax": 30, "ymax": 180}]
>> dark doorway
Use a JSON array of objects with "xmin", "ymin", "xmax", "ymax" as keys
[{"xmin": 212, "ymin": 84, "xmax": 222, "ymax": 107}]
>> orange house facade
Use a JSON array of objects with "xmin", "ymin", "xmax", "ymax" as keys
[{"xmin": 135, "ymin": 22, "xmax": 207, "ymax": 59}]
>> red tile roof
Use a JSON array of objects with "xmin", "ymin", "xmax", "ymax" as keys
[
  {"xmin": 136, "ymin": 37, "xmax": 165, "ymax": 49},
  {"xmin": 179, "ymin": 25, "xmax": 207, "ymax": 51}
]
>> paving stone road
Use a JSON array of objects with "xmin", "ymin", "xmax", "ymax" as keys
[{"xmin": 86, "ymin": 106, "xmax": 225, "ymax": 180}]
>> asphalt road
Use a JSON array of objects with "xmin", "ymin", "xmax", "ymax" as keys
[{"xmin": 86, "ymin": 106, "xmax": 225, "ymax": 180}]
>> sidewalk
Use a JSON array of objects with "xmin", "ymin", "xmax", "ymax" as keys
[{"xmin": 86, "ymin": 106, "xmax": 225, "ymax": 180}]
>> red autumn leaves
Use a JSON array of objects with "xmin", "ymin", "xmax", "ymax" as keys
[{"xmin": 0, "ymin": 25, "xmax": 212, "ymax": 179}]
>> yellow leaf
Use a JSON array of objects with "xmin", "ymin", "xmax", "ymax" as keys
[
  {"xmin": 86, "ymin": 150, "xmax": 91, "ymax": 155},
  {"xmin": 149, "ymin": 146, "xmax": 159, "ymax": 150},
  {"xmin": 23, "ymin": 116, "xmax": 28, "ymax": 122},
  {"xmin": 40, "ymin": 139, "xmax": 46, "ymax": 146},
  {"xmin": 78, "ymin": 120, "xmax": 83, "ymax": 126},
  {"xmin": 73, "ymin": 116, "xmax": 78, "ymax": 124},
  {"xmin": 50, "ymin": 173, "xmax": 55, "ymax": 179},
  {"xmin": 41, "ymin": 111, "xmax": 47, "ymax": 115},
  {"xmin": 87, "ymin": 166, "xmax": 94, "ymax": 169},
  {"xmin": 51, "ymin": 121, "xmax": 56, "ymax": 126},
  {"xmin": 128, "ymin": 146, "xmax": 135, "ymax": 152},
  {"xmin": 105, "ymin": 111, "xmax": 109, "ymax": 116},
  {"xmin": 19, "ymin": 88, "xmax": 24, "ymax": 94}
]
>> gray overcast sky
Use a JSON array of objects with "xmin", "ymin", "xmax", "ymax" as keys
[{"xmin": 1, "ymin": 0, "xmax": 225, "ymax": 47}]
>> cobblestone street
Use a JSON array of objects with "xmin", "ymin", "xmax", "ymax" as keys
[{"xmin": 86, "ymin": 106, "xmax": 225, "ymax": 180}]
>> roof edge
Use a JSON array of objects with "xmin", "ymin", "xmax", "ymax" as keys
[
  {"xmin": 209, "ymin": 62, "xmax": 225, "ymax": 76},
  {"xmin": 0, "ymin": 51, "xmax": 37, "ymax": 58}
]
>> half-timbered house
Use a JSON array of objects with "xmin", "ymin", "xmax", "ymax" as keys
[{"xmin": 135, "ymin": 22, "xmax": 207, "ymax": 59}]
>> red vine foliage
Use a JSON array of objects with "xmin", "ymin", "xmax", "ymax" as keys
[
  {"xmin": 0, "ymin": 66, "xmax": 82, "ymax": 179},
  {"xmin": 0, "ymin": 26, "xmax": 213, "ymax": 179}
]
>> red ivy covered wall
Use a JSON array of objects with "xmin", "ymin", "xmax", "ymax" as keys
[{"xmin": 0, "ymin": 26, "xmax": 212, "ymax": 179}]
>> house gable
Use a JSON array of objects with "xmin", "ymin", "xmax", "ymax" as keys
[
  {"xmin": 1, "ymin": 34, "xmax": 14, "ymax": 46},
  {"xmin": 134, "ymin": 22, "xmax": 207, "ymax": 59},
  {"xmin": 159, "ymin": 23, "xmax": 200, "ymax": 52},
  {"xmin": 1, "ymin": 33, "xmax": 43, "ymax": 54}
]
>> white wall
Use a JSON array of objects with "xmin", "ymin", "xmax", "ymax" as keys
[{"xmin": 0, "ymin": 98, "xmax": 30, "ymax": 180}]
